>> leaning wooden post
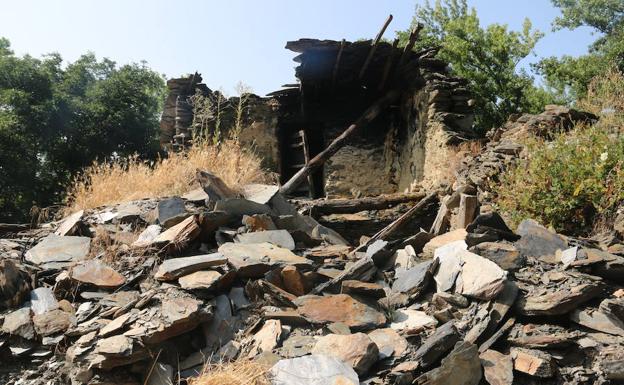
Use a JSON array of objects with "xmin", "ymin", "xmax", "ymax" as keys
[
  {"xmin": 397, "ymin": 23, "xmax": 423, "ymax": 70},
  {"xmin": 279, "ymin": 89, "xmax": 401, "ymax": 195},
  {"xmin": 359, "ymin": 14, "xmax": 394, "ymax": 80},
  {"xmin": 331, "ymin": 39, "xmax": 346, "ymax": 88}
]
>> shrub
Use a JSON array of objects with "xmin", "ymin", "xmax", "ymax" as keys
[
  {"xmin": 495, "ymin": 68, "xmax": 624, "ymax": 234},
  {"xmin": 65, "ymin": 140, "xmax": 273, "ymax": 213}
]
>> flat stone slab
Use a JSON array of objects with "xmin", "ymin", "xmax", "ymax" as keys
[
  {"xmin": 219, "ymin": 242, "xmax": 312, "ymax": 278},
  {"xmin": 390, "ymin": 309, "xmax": 437, "ymax": 332},
  {"xmin": 178, "ymin": 270, "xmax": 222, "ymax": 290},
  {"xmin": 156, "ymin": 196, "xmax": 188, "ymax": 228},
  {"xmin": 55, "ymin": 210, "xmax": 84, "ymax": 236},
  {"xmin": 214, "ymin": 198, "xmax": 272, "ymax": 217},
  {"xmin": 234, "ymin": 230, "xmax": 296, "ymax": 250},
  {"xmin": 368, "ymin": 328, "xmax": 408, "ymax": 359},
  {"xmin": 71, "ymin": 260, "xmax": 126, "ymax": 289},
  {"xmin": 25, "ymin": 235, "xmax": 91, "ymax": 268},
  {"xmin": 242, "ymin": 184, "xmax": 279, "ymax": 205},
  {"xmin": 311, "ymin": 333, "xmax": 379, "ymax": 375},
  {"xmin": 155, "ymin": 253, "xmax": 226, "ymax": 281},
  {"xmin": 392, "ymin": 260, "xmax": 434, "ymax": 297},
  {"xmin": 515, "ymin": 219, "xmax": 567, "ymax": 263},
  {"xmin": 270, "ymin": 354, "xmax": 359, "ymax": 385},
  {"xmin": 295, "ymin": 294, "xmax": 386, "ymax": 332}
]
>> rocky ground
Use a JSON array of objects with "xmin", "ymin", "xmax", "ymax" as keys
[{"xmin": 2, "ymin": 107, "xmax": 624, "ymax": 385}]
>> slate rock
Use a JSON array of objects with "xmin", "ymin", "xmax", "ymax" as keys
[
  {"xmin": 219, "ymin": 242, "xmax": 311, "ymax": 278},
  {"xmin": 390, "ymin": 309, "xmax": 437, "ymax": 332},
  {"xmin": 1, "ymin": 307, "xmax": 35, "ymax": 339},
  {"xmin": 55, "ymin": 210, "xmax": 87, "ymax": 236},
  {"xmin": 415, "ymin": 341, "xmax": 482, "ymax": 385},
  {"xmin": 342, "ymin": 280, "xmax": 386, "ymax": 299},
  {"xmin": 295, "ymin": 294, "xmax": 386, "ymax": 331},
  {"xmin": 248, "ymin": 319, "xmax": 282, "ymax": 357},
  {"xmin": 214, "ymin": 198, "xmax": 272, "ymax": 217},
  {"xmin": 414, "ymin": 321, "xmax": 460, "ymax": 368},
  {"xmin": 270, "ymin": 354, "xmax": 359, "ymax": 385},
  {"xmin": 515, "ymin": 219, "xmax": 567, "ymax": 263},
  {"xmin": 392, "ymin": 260, "xmax": 436, "ymax": 297},
  {"xmin": 178, "ymin": 270, "xmax": 222, "ymax": 290},
  {"xmin": 152, "ymin": 215, "xmax": 200, "ymax": 246},
  {"xmin": 570, "ymin": 307, "xmax": 624, "ymax": 336},
  {"xmin": 470, "ymin": 242, "xmax": 525, "ymax": 271},
  {"xmin": 71, "ymin": 260, "xmax": 126, "ymax": 289},
  {"xmin": 154, "ymin": 253, "xmax": 226, "ymax": 281},
  {"xmin": 423, "ymin": 229, "xmax": 467, "ymax": 258},
  {"xmin": 480, "ymin": 349, "xmax": 513, "ymax": 385},
  {"xmin": 455, "ymin": 249, "xmax": 507, "ymax": 300},
  {"xmin": 368, "ymin": 328, "xmax": 408, "ymax": 359},
  {"xmin": 234, "ymin": 230, "xmax": 296, "ymax": 250},
  {"xmin": 312, "ymin": 333, "xmax": 378, "ymax": 375},
  {"xmin": 25, "ymin": 235, "xmax": 91, "ymax": 269},
  {"xmin": 33, "ymin": 309, "xmax": 76, "ymax": 336},
  {"xmin": 30, "ymin": 287, "xmax": 59, "ymax": 316},
  {"xmin": 156, "ymin": 196, "xmax": 189, "ymax": 228},
  {"xmin": 511, "ymin": 348, "xmax": 555, "ymax": 377}
]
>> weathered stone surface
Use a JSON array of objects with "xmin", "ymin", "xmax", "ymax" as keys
[
  {"xmin": 242, "ymin": 184, "xmax": 280, "ymax": 205},
  {"xmin": 414, "ymin": 321, "xmax": 460, "ymax": 368},
  {"xmin": 480, "ymin": 349, "xmax": 513, "ymax": 385},
  {"xmin": 281, "ymin": 266, "xmax": 307, "ymax": 296},
  {"xmin": 132, "ymin": 224, "xmax": 162, "ymax": 247},
  {"xmin": 196, "ymin": 169, "xmax": 239, "ymax": 202},
  {"xmin": 271, "ymin": 354, "xmax": 359, "ymax": 385},
  {"xmin": 181, "ymin": 188, "xmax": 208, "ymax": 202},
  {"xmin": 100, "ymin": 312, "xmax": 133, "ymax": 337},
  {"xmin": 156, "ymin": 196, "xmax": 188, "ymax": 228},
  {"xmin": 249, "ymin": 319, "xmax": 282, "ymax": 357},
  {"xmin": 25, "ymin": 235, "xmax": 91, "ymax": 268},
  {"xmin": 33, "ymin": 309, "xmax": 75, "ymax": 336},
  {"xmin": 270, "ymin": 354, "xmax": 360, "ymax": 385},
  {"xmin": 219, "ymin": 242, "xmax": 311, "ymax": 278},
  {"xmin": 178, "ymin": 270, "xmax": 222, "ymax": 290},
  {"xmin": 312, "ymin": 333, "xmax": 379, "ymax": 375},
  {"xmin": 515, "ymin": 219, "xmax": 567, "ymax": 263},
  {"xmin": 368, "ymin": 328, "xmax": 408, "ymax": 359},
  {"xmin": 214, "ymin": 198, "xmax": 272, "ymax": 216},
  {"xmin": 415, "ymin": 341, "xmax": 482, "ymax": 385},
  {"xmin": 1, "ymin": 307, "xmax": 35, "ymax": 339},
  {"xmin": 390, "ymin": 309, "xmax": 437, "ymax": 332},
  {"xmin": 511, "ymin": 348, "xmax": 555, "ymax": 378},
  {"xmin": 280, "ymin": 334, "xmax": 316, "ymax": 358},
  {"xmin": 423, "ymin": 228, "xmax": 467, "ymax": 258},
  {"xmin": 516, "ymin": 271, "xmax": 604, "ymax": 316},
  {"xmin": 235, "ymin": 229, "xmax": 296, "ymax": 250},
  {"xmin": 154, "ymin": 253, "xmax": 226, "ymax": 281},
  {"xmin": 30, "ymin": 287, "xmax": 59, "ymax": 315},
  {"xmin": 71, "ymin": 260, "xmax": 126, "ymax": 289},
  {"xmin": 342, "ymin": 280, "xmax": 385, "ymax": 299},
  {"xmin": 570, "ymin": 307, "xmax": 624, "ymax": 336},
  {"xmin": 55, "ymin": 210, "xmax": 85, "ymax": 236},
  {"xmin": 433, "ymin": 241, "xmax": 465, "ymax": 292},
  {"xmin": 455, "ymin": 250, "xmax": 507, "ymax": 300},
  {"xmin": 144, "ymin": 295, "xmax": 212, "ymax": 344},
  {"xmin": 152, "ymin": 215, "xmax": 200, "ymax": 246},
  {"xmin": 392, "ymin": 260, "xmax": 435, "ymax": 297},
  {"xmin": 295, "ymin": 294, "xmax": 386, "ymax": 331},
  {"xmin": 470, "ymin": 242, "xmax": 525, "ymax": 271},
  {"xmin": 146, "ymin": 363, "xmax": 174, "ymax": 385}
]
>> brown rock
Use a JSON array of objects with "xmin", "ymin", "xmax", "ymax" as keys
[
  {"xmin": 219, "ymin": 242, "xmax": 311, "ymax": 278},
  {"xmin": 154, "ymin": 253, "xmax": 226, "ymax": 281},
  {"xmin": 248, "ymin": 319, "xmax": 282, "ymax": 357},
  {"xmin": 33, "ymin": 309, "xmax": 75, "ymax": 336},
  {"xmin": 152, "ymin": 215, "xmax": 200, "ymax": 247},
  {"xmin": 71, "ymin": 260, "xmax": 126, "ymax": 289},
  {"xmin": 342, "ymin": 280, "xmax": 386, "ymax": 299},
  {"xmin": 480, "ymin": 349, "xmax": 513, "ymax": 385},
  {"xmin": 368, "ymin": 328, "xmax": 408, "ymax": 359},
  {"xmin": 511, "ymin": 348, "xmax": 555, "ymax": 378},
  {"xmin": 281, "ymin": 266, "xmax": 307, "ymax": 296},
  {"xmin": 312, "ymin": 333, "xmax": 379, "ymax": 375},
  {"xmin": 178, "ymin": 270, "xmax": 222, "ymax": 290},
  {"xmin": 295, "ymin": 294, "xmax": 386, "ymax": 331},
  {"xmin": 1, "ymin": 307, "xmax": 35, "ymax": 339},
  {"xmin": 0, "ymin": 260, "xmax": 31, "ymax": 310}
]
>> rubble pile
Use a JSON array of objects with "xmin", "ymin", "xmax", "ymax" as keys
[{"xmin": 2, "ymin": 137, "xmax": 624, "ymax": 385}]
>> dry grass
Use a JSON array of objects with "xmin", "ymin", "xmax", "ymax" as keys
[
  {"xmin": 65, "ymin": 140, "xmax": 273, "ymax": 213},
  {"xmin": 188, "ymin": 360, "xmax": 271, "ymax": 385}
]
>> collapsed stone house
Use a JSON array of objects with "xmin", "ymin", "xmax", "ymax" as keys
[{"xmin": 160, "ymin": 36, "xmax": 475, "ymax": 199}]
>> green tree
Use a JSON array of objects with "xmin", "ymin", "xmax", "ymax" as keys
[
  {"xmin": 536, "ymin": 0, "xmax": 624, "ymax": 100},
  {"xmin": 398, "ymin": 0, "xmax": 555, "ymax": 132},
  {"xmin": 0, "ymin": 38, "xmax": 166, "ymax": 221}
]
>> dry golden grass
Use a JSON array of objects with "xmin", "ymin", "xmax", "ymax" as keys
[
  {"xmin": 65, "ymin": 140, "xmax": 273, "ymax": 213},
  {"xmin": 188, "ymin": 360, "xmax": 271, "ymax": 385}
]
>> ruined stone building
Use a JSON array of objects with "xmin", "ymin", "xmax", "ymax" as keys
[{"xmin": 160, "ymin": 37, "xmax": 475, "ymax": 198}]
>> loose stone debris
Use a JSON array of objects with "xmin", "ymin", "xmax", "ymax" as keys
[{"xmin": 1, "ymin": 101, "xmax": 622, "ymax": 385}]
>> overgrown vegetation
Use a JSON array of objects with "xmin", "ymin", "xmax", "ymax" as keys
[
  {"xmin": 496, "ymin": 68, "xmax": 624, "ymax": 234},
  {"xmin": 65, "ymin": 140, "xmax": 272, "ymax": 213},
  {"xmin": 0, "ymin": 37, "xmax": 166, "ymax": 221}
]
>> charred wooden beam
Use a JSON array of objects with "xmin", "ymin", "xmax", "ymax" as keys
[
  {"xmin": 359, "ymin": 14, "xmax": 394, "ymax": 80},
  {"xmin": 331, "ymin": 39, "xmax": 346, "ymax": 88},
  {"xmin": 397, "ymin": 23, "xmax": 423, "ymax": 70},
  {"xmin": 0, "ymin": 223, "xmax": 30, "ymax": 233},
  {"xmin": 279, "ymin": 89, "xmax": 401, "ymax": 195},
  {"xmin": 299, "ymin": 191, "xmax": 427, "ymax": 216},
  {"xmin": 378, "ymin": 38, "xmax": 400, "ymax": 91}
]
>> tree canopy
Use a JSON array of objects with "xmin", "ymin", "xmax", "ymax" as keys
[
  {"xmin": 0, "ymin": 38, "xmax": 165, "ymax": 221},
  {"xmin": 398, "ymin": 0, "xmax": 556, "ymax": 132}
]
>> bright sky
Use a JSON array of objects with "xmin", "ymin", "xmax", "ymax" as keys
[{"xmin": 2, "ymin": 0, "xmax": 597, "ymax": 96}]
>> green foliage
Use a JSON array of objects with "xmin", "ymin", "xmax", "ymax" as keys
[
  {"xmin": 398, "ymin": 0, "xmax": 557, "ymax": 132},
  {"xmin": 535, "ymin": 0, "xmax": 624, "ymax": 100},
  {"xmin": 0, "ymin": 38, "xmax": 166, "ymax": 221},
  {"xmin": 496, "ymin": 70, "xmax": 624, "ymax": 234}
]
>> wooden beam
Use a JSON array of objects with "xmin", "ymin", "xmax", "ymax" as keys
[
  {"xmin": 331, "ymin": 39, "xmax": 346, "ymax": 88},
  {"xmin": 0, "ymin": 223, "xmax": 30, "ymax": 232},
  {"xmin": 299, "ymin": 191, "xmax": 426, "ymax": 216},
  {"xmin": 359, "ymin": 14, "xmax": 394, "ymax": 80},
  {"xmin": 397, "ymin": 23, "xmax": 423, "ymax": 70},
  {"xmin": 279, "ymin": 89, "xmax": 401, "ymax": 195},
  {"xmin": 378, "ymin": 38, "xmax": 400, "ymax": 91}
]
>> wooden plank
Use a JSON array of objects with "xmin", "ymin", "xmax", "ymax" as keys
[
  {"xmin": 299, "ymin": 191, "xmax": 427, "ymax": 216},
  {"xmin": 299, "ymin": 130, "xmax": 316, "ymax": 197},
  {"xmin": 378, "ymin": 38, "xmax": 400, "ymax": 91},
  {"xmin": 279, "ymin": 89, "xmax": 401, "ymax": 195},
  {"xmin": 397, "ymin": 23, "xmax": 423, "ymax": 70},
  {"xmin": 331, "ymin": 39, "xmax": 346, "ymax": 88},
  {"xmin": 359, "ymin": 14, "xmax": 394, "ymax": 80}
]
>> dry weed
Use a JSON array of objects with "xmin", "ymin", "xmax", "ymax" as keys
[
  {"xmin": 65, "ymin": 140, "xmax": 272, "ymax": 213},
  {"xmin": 188, "ymin": 360, "xmax": 271, "ymax": 385}
]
